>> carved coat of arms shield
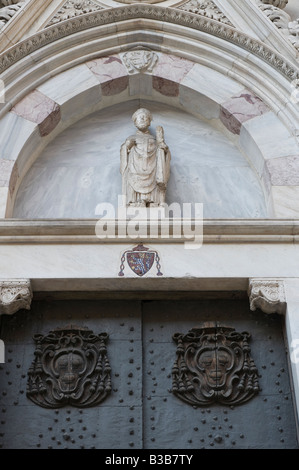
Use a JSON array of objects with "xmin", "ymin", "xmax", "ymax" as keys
[
  {"xmin": 127, "ymin": 249, "xmax": 155, "ymax": 276},
  {"xmin": 118, "ymin": 244, "xmax": 163, "ymax": 277},
  {"xmin": 122, "ymin": 49, "xmax": 158, "ymax": 74}
]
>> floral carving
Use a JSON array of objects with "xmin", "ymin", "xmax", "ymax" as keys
[
  {"xmin": 256, "ymin": 0, "xmax": 299, "ymax": 52},
  {"xmin": 47, "ymin": 0, "xmax": 103, "ymax": 27},
  {"xmin": 248, "ymin": 278, "xmax": 286, "ymax": 314},
  {"xmin": 0, "ymin": 5, "xmax": 297, "ymax": 81},
  {"xmin": 0, "ymin": 0, "xmax": 25, "ymax": 29},
  {"xmin": 0, "ymin": 279, "xmax": 32, "ymax": 315},
  {"xmin": 178, "ymin": 0, "xmax": 233, "ymax": 26},
  {"xmin": 259, "ymin": 0, "xmax": 288, "ymax": 8}
]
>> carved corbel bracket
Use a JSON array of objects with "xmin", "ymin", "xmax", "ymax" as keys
[
  {"xmin": 248, "ymin": 278, "xmax": 286, "ymax": 315},
  {"xmin": 0, "ymin": 279, "xmax": 32, "ymax": 315}
]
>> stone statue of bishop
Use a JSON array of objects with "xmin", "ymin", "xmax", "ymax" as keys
[{"xmin": 120, "ymin": 108, "xmax": 171, "ymax": 207}]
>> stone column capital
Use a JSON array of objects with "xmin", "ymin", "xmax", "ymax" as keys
[
  {"xmin": 248, "ymin": 278, "xmax": 286, "ymax": 315},
  {"xmin": 0, "ymin": 279, "xmax": 32, "ymax": 315}
]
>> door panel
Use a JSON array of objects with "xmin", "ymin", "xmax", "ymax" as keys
[
  {"xmin": 0, "ymin": 300, "xmax": 143, "ymax": 449},
  {"xmin": 142, "ymin": 300, "xmax": 297, "ymax": 449},
  {"xmin": 0, "ymin": 298, "xmax": 298, "ymax": 449}
]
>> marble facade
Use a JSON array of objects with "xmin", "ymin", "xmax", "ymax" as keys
[
  {"xmin": 1, "ymin": 49, "xmax": 298, "ymax": 219},
  {"xmin": 0, "ymin": 0, "xmax": 299, "ymax": 444}
]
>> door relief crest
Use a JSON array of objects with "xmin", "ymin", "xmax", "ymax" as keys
[
  {"xmin": 172, "ymin": 324, "xmax": 260, "ymax": 406},
  {"xmin": 27, "ymin": 326, "xmax": 111, "ymax": 408}
]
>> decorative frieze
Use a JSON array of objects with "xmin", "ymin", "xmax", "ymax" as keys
[
  {"xmin": 116, "ymin": 0, "xmax": 164, "ymax": 3},
  {"xmin": 0, "ymin": 279, "xmax": 32, "ymax": 315},
  {"xmin": 248, "ymin": 278, "xmax": 286, "ymax": 314},
  {"xmin": 0, "ymin": 4, "xmax": 298, "ymax": 82},
  {"xmin": 47, "ymin": 0, "xmax": 104, "ymax": 27},
  {"xmin": 178, "ymin": 0, "xmax": 233, "ymax": 26}
]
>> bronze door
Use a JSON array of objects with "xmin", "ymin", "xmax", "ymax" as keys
[{"xmin": 0, "ymin": 299, "xmax": 298, "ymax": 449}]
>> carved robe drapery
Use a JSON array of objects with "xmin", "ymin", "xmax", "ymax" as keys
[{"xmin": 120, "ymin": 128, "xmax": 171, "ymax": 206}]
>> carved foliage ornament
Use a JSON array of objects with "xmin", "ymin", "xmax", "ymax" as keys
[
  {"xmin": 0, "ymin": 0, "xmax": 24, "ymax": 30},
  {"xmin": 27, "ymin": 326, "xmax": 111, "ymax": 408},
  {"xmin": 172, "ymin": 324, "xmax": 259, "ymax": 407},
  {"xmin": 0, "ymin": 279, "xmax": 32, "ymax": 315},
  {"xmin": 256, "ymin": 0, "xmax": 299, "ymax": 52},
  {"xmin": 0, "ymin": 5, "xmax": 298, "ymax": 82},
  {"xmin": 248, "ymin": 278, "xmax": 286, "ymax": 314},
  {"xmin": 178, "ymin": 0, "xmax": 233, "ymax": 26},
  {"xmin": 259, "ymin": 0, "xmax": 288, "ymax": 8},
  {"xmin": 47, "ymin": 0, "xmax": 103, "ymax": 27}
]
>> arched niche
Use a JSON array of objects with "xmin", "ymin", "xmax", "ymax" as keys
[
  {"xmin": 12, "ymin": 100, "xmax": 268, "ymax": 219},
  {"xmin": 0, "ymin": 9, "xmax": 298, "ymax": 218}
]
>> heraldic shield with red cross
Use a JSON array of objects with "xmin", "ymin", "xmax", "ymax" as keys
[{"xmin": 118, "ymin": 244, "xmax": 163, "ymax": 277}]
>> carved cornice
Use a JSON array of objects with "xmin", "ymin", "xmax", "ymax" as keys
[
  {"xmin": 248, "ymin": 278, "xmax": 286, "ymax": 315},
  {"xmin": 0, "ymin": 219, "xmax": 298, "ymax": 244},
  {"xmin": 0, "ymin": 279, "xmax": 32, "ymax": 315},
  {"xmin": 0, "ymin": 4, "xmax": 298, "ymax": 81}
]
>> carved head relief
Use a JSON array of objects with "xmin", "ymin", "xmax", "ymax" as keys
[
  {"xmin": 27, "ymin": 326, "xmax": 111, "ymax": 408},
  {"xmin": 172, "ymin": 324, "xmax": 260, "ymax": 406},
  {"xmin": 132, "ymin": 107, "xmax": 152, "ymax": 131}
]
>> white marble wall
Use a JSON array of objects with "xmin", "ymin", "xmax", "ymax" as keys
[{"xmin": 12, "ymin": 101, "xmax": 267, "ymax": 219}]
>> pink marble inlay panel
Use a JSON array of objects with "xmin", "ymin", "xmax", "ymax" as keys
[
  {"xmin": 101, "ymin": 76, "xmax": 129, "ymax": 96},
  {"xmin": 266, "ymin": 156, "xmax": 299, "ymax": 186},
  {"xmin": 86, "ymin": 56, "xmax": 126, "ymax": 82},
  {"xmin": 11, "ymin": 90, "xmax": 61, "ymax": 137},
  {"xmin": 152, "ymin": 54, "xmax": 194, "ymax": 83},
  {"xmin": 220, "ymin": 91, "xmax": 270, "ymax": 135},
  {"xmin": 152, "ymin": 55, "xmax": 194, "ymax": 97},
  {"xmin": 152, "ymin": 77, "xmax": 179, "ymax": 97},
  {"xmin": 86, "ymin": 56, "xmax": 129, "ymax": 96}
]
